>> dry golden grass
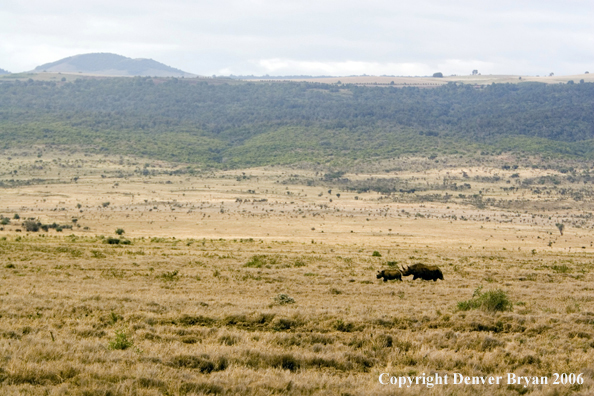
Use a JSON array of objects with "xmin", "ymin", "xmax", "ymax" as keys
[
  {"xmin": 250, "ymin": 73, "xmax": 594, "ymax": 87},
  {"xmin": 1, "ymin": 149, "xmax": 594, "ymax": 395},
  {"xmin": 5, "ymin": 71, "xmax": 593, "ymax": 87}
]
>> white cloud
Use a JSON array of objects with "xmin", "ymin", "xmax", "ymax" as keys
[
  {"xmin": 252, "ymin": 59, "xmax": 435, "ymax": 76},
  {"xmin": 0, "ymin": 0, "xmax": 593, "ymax": 75}
]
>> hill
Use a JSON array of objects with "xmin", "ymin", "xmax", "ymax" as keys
[
  {"xmin": 0, "ymin": 68, "xmax": 9, "ymax": 75},
  {"xmin": 0, "ymin": 77, "xmax": 593, "ymax": 167},
  {"xmin": 33, "ymin": 53, "xmax": 194, "ymax": 77}
]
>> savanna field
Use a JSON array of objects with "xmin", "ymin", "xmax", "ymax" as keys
[{"xmin": 1, "ymin": 150, "xmax": 594, "ymax": 395}]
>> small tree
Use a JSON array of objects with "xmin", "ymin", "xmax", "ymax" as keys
[
  {"xmin": 23, "ymin": 220, "xmax": 39, "ymax": 232},
  {"xmin": 115, "ymin": 228, "xmax": 125, "ymax": 236},
  {"xmin": 556, "ymin": 223, "xmax": 565, "ymax": 236},
  {"xmin": 433, "ymin": 72, "xmax": 443, "ymax": 78},
  {"xmin": 472, "ymin": 70, "xmax": 478, "ymax": 75}
]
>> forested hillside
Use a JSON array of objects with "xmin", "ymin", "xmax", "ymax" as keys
[{"xmin": 0, "ymin": 77, "xmax": 593, "ymax": 166}]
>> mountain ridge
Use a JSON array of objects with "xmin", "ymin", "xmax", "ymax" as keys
[{"xmin": 34, "ymin": 53, "xmax": 194, "ymax": 77}]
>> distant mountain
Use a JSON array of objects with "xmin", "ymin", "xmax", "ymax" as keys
[
  {"xmin": 0, "ymin": 68, "xmax": 9, "ymax": 75},
  {"xmin": 34, "ymin": 53, "xmax": 194, "ymax": 77}
]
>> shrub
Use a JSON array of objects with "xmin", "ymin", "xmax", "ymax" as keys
[
  {"xmin": 115, "ymin": 228, "xmax": 125, "ymax": 235},
  {"xmin": 334, "ymin": 319, "xmax": 356, "ymax": 332},
  {"xmin": 169, "ymin": 354, "xmax": 227, "ymax": 373},
  {"xmin": 105, "ymin": 237, "xmax": 120, "ymax": 244},
  {"xmin": 273, "ymin": 294, "xmax": 295, "ymax": 305},
  {"xmin": 552, "ymin": 264, "xmax": 570, "ymax": 273},
  {"xmin": 458, "ymin": 287, "xmax": 513, "ymax": 312},
  {"xmin": 22, "ymin": 220, "xmax": 39, "ymax": 232},
  {"xmin": 270, "ymin": 354, "xmax": 300, "ymax": 371},
  {"xmin": 245, "ymin": 254, "xmax": 279, "ymax": 268},
  {"xmin": 159, "ymin": 270, "xmax": 179, "ymax": 281},
  {"xmin": 108, "ymin": 329, "xmax": 134, "ymax": 350},
  {"xmin": 177, "ymin": 314, "xmax": 216, "ymax": 326},
  {"xmin": 372, "ymin": 251, "xmax": 382, "ymax": 257}
]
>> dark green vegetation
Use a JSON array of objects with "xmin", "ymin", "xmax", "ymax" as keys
[
  {"xmin": 457, "ymin": 287, "xmax": 514, "ymax": 312},
  {"xmin": 1, "ymin": 78, "xmax": 593, "ymax": 167}
]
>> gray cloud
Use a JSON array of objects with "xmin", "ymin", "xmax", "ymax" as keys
[{"xmin": 1, "ymin": 0, "xmax": 593, "ymax": 75}]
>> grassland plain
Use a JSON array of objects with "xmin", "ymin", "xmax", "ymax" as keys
[{"xmin": 2, "ymin": 149, "xmax": 594, "ymax": 395}]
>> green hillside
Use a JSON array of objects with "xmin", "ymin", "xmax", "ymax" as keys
[{"xmin": 0, "ymin": 77, "xmax": 593, "ymax": 167}]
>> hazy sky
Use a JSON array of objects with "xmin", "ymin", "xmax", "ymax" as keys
[{"xmin": 1, "ymin": 0, "xmax": 593, "ymax": 76}]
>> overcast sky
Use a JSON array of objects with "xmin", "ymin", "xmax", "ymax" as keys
[{"xmin": 1, "ymin": 0, "xmax": 593, "ymax": 76}]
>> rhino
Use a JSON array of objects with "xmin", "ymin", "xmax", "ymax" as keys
[
  {"xmin": 401, "ymin": 263, "xmax": 443, "ymax": 281},
  {"xmin": 376, "ymin": 269, "xmax": 402, "ymax": 282}
]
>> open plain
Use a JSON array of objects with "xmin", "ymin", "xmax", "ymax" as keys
[{"xmin": 2, "ymin": 149, "xmax": 594, "ymax": 395}]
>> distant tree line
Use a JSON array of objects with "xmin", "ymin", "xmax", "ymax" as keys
[{"xmin": 0, "ymin": 78, "xmax": 593, "ymax": 166}]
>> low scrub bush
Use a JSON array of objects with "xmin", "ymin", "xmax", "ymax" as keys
[
  {"xmin": 244, "ymin": 254, "xmax": 280, "ymax": 268},
  {"xmin": 458, "ymin": 287, "xmax": 513, "ymax": 312},
  {"xmin": 158, "ymin": 270, "xmax": 179, "ymax": 281},
  {"xmin": 108, "ymin": 329, "xmax": 134, "ymax": 350},
  {"xmin": 169, "ymin": 354, "xmax": 227, "ymax": 373},
  {"xmin": 273, "ymin": 293, "xmax": 295, "ymax": 305}
]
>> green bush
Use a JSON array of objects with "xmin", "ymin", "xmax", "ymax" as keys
[
  {"xmin": 115, "ymin": 228, "xmax": 125, "ymax": 235},
  {"xmin": 244, "ymin": 255, "xmax": 279, "ymax": 268},
  {"xmin": 372, "ymin": 251, "xmax": 382, "ymax": 257},
  {"xmin": 23, "ymin": 220, "xmax": 40, "ymax": 232},
  {"xmin": 457, "ymin": 287, "xmax": 513, "ymax": 312},
  {"xmin": 108, "ymin": 330, "xmax": 134, "ymax": 350},
  {"xmin": 552, "ymin": 264, "xmax": 570, "ymax": 273}
]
